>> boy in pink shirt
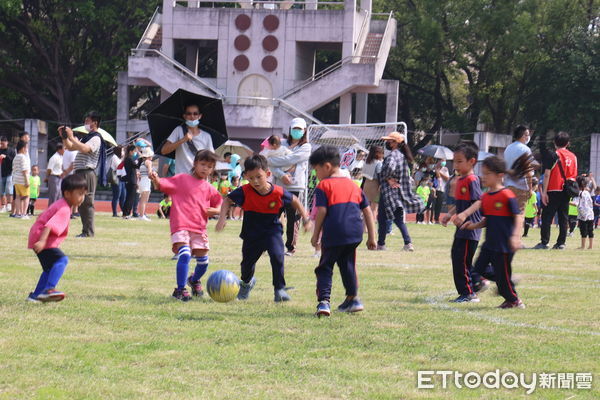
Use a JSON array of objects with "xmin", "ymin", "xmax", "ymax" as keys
[
  {"xmin": 150, "ymin": 150, "xmax": 222, "ymax": 301},
  {"xmin": 27, "ymin": 174, "xmax": 87, "ymax": 302}
]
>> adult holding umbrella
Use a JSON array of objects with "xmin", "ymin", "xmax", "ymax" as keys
[{"xmin": 149, "ymin": 89, "xmax": 228, "ymax": 175}]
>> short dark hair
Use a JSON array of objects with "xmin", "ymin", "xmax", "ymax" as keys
[
  {"xmin": 184, "ymin": 103, "xmax": 201, "ymax": 112},
  {"xmin": 454, "ymin": 140, "xmax": 479, "ymax": 161},
  {"xmin": 194, "ymin": 149, "xmax": 218, "ymax": 165},
  {"xmin": 554, "ymin": 131, "xmax": 569, "ymax": 148},
  {"xmin": 244, "ymin": 155, "xmax": 269, "ymax": 172},
  {"xmin": 0, "ymin": 136, "xmax": 7, "ymax": 142},
  {"xmin": 126, "ymin": 144, "xmax": 136, "ymax": 154},
  {"xmin": 61, "ymin": 174, "xmax": 87, "ymax": 194},
  {"xmin": 482, "ymin": 155, "xmax": 506, "ymax": 174},
  {"xmin": 16, "ymin": 140, "xmax": 27, "ymax": 152},
  {"xmin": 85, "ymin": 111, "xmax": 101, "ymax": 126},
  {"xmin": 268, "ymin": 135, "xmax": 281, "ymax": 147},
  {"xmin": 309, "ymin": 145, "xmax": 340, "ymax": 167},
  {"xmin": 513, "ymin": 125, "xmax": 528, "ymax": 140},
  {"xmin": 55, "ymin": 143, "xmax": 64, "ymax": 151},
  {"xmin": 223, "ymin": 152, "xmax": 232, "ymax": 159},
  {"xmin": 19, "ymin": 131, "xmax": 29, "ymax": 138},
  {"xmin": 576, "ymin": 175, "xmax": 590, "ymax": 190}
]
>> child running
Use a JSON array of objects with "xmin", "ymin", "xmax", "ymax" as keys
[
  {"xmin": 309, "ymin": 145, "xmax": 377, "ymax": 317},
  {"xmin": 216, "ymin": 155, "xmax": 311, "ymax": 302},
  {"xmin": 575, "ymin": 175, "xmax": 595, "ymax": 249},
  {"xmin": 441, "ymin": 141, "xmax": 483, "ymax": 303},
  {"xmin": 459, "ymin": 156, "xmax": 525, "ymax": 309},
  {"xmin": 149, "ymin": 150, "xmax": 222, "ymax": 301},
  {"xmin": 27, "ymin": 174, "xmax": 87, "ymax": 302}
]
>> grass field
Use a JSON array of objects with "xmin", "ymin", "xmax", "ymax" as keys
[{"xmin": 0, "ymin": 213, "xmax": 598, "ymax": 399}]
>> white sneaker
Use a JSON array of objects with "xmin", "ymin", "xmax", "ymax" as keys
[
  {"xmin": 140, "ymin": 215, "xmax": 151, "ymax": 221},
  {"xmin": 403, "ymin": 243, "xmax": 414, "ymax": 252},
  {"xmin": 312, "ymin": 251, "xmax": 321, "ymax": 258},
  {"xmin": 6, "ymin": 203, "xmax": 11, "ymax": 212},
  {"xmin": 0, "ymin": 205, "xmax": 6, "ymax": 213},
  {"xmin": 21, "ymin": 215, "xmax": 30, "ymax": 220}
]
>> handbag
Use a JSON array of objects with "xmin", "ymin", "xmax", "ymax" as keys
[{"xmin": 556, "ymin": 158, "xmax": 578, "ymax": 198}]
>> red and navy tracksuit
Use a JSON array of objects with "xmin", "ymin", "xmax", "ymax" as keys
[
  {"xmin": 471, "ymin": 188, "xmax": 521, "ymax": 303},
  {"xmin": 228, "ymin": 184, "xmax": 293, "ymax": 290},
  {"xmin": 313, "ymin": 177, "xmax": 369, "ymax": 302},
  {"xmin": 451, "ymin": 174, "xmax": 482, "ymax": 296}
]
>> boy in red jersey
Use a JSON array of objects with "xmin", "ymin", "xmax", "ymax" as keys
[
  {"xmin": 310, "ymin": 145, "xmax": 377, "ymax": 317},
  {"xmin": 216, "ymin": 155, "xmax": 311, "ymax": 302},
  {"xmin": 460, "ymin": 156, "xmax": 525, "ymax": 309}
]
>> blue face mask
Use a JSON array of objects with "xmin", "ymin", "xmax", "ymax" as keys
[
  {"xmin": 186, "ymin": 119, "xmax": 200, "ymax": 127},
  {"xmin": 290, "ymin": 128, "xmax": 304, "ymax": 140},
  {"xmin": 132, "ymin": 152, "xmax": 139, "ymax": 160},
  {"xmin": 441, "ymin": 161, "xmax": 447, "ymax": 167}
]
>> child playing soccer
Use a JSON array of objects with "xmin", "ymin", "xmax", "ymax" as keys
[
  {"xmin": 523, "ymin": 178, "xmax": 538, "ymax": 237},
  {"xmin": 216, "ymin": 155, "xmax": 311, "ymax": 302},
  {"xmin": 575, "ymin": 175, "xmax": 595, "ymax": 249},
  {"xmin": 27, "ymin": 174, "xmax": 87, "ymax": 302},
  {"xmin": 459, "ymin": 156, "xmax": 525, "ymax": 309},
  {"xmin": 149, "ymin": 150, "xmax": 222, "ymax": 301},
  {"xmin": 441, "ymin": 141, "xmax": 483, "ymax": 303},
  {"xmin": 27, "ymin": 165, "xmax": 41, "ymax": 215},
  {"xmin": 309, "ymin": 145, "xmax": 377, "ymax": 317}
]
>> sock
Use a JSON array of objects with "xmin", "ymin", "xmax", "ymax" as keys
[
  {"xmin": 44, "ymin": 256, "xmax": 69, "ymax": 291},
  {"xmin": 32, "ymin": 271, "xmax": 50, "ymax": 297},
  {"xmin": 176, "ymin": 246, "xmax": 191, "ymax": 289},
  {"xmin": 192, "ymin": 256, "xmax": 209, "ymax": 282}
]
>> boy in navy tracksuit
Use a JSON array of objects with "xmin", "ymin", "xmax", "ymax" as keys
[
  {"xmin": 441, "ymin": 141, "xmax": 483, "ymax": 303},
  {"xmin": 458, "ymin": 156, "xmax": 525, "ymax": 309},
  {"xmin": 216, "ymin": 155, "xmax": 310, "ymax": 302},
  {"xmin": 310, "ymin": 145, "xmax": 377, "ymax": 317}
]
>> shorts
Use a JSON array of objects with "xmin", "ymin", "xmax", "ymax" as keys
[
  {"xmin": 139, "ymin": 176, "xmax": 151, "ymax": 192},
  {"xmin": 579, "ymin": 220, "xmax": 594, "ymax": 238},
  {"xmin": 0, "ymin": 175, "xmax": 13, "ymax": 196},
  {"xmin": 171, "ymin": 230, "xmax": 210, "ymax": 250},
  {"xmin": 36, "ymin": 248, "xmax": 67, "ymax": 272},
  {"xmin": 14, "ymin": 183, "xmax": 28, "ymax": 197}
]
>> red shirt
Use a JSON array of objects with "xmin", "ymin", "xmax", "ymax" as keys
[{"xmin": 547, "ymin": 148, "xmax": 577, "ymax": 192}]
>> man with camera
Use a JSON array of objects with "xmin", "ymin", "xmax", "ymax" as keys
[{"xmin": 59, "ymin": 111, "xmax": 106, "ymax": 238}]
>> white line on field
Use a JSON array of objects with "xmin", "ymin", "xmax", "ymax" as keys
[{"xmin": 426, "ymin": 292, "xmax": 600, "ymax": 337}]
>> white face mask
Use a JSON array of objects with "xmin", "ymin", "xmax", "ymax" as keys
[
  {"xmin": 524, "ymin": 136, "xmax": 530, "ymax": 145},
  {"xmin": 84, "ymin": 124, "xmax": 92, "ymax": 132}
]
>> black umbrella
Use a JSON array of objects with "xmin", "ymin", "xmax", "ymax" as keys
[{"xmin": 148, "ymin": 89, "xmax": 228, "ymax": 159}]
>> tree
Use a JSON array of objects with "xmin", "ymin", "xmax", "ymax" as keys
[{"xmin": 0, "ymin": 0, "xmax": 157, "ymax": 124}]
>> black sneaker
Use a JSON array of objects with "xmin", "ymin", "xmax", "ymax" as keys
[
  {"xmin": 450, "ymin": 294, "xmax": 480, "ymax": 303},
  {"xmin": 532, "ymin": 243, "xmax": 549, "ymax": 250},
  {"xmin": 187, "ymin": 277, "xmax": 204, "ymax": 297},
  {"xmin": 172, "ymin": 288, "xmax": 191, "ymax": 302},
  {"xmin": 551, "ymin": 244, "xmax": 566, "ymax": 250},
  {"xmin": 337, "ymin": 298, "xmax": 364, "ymax": 312}
]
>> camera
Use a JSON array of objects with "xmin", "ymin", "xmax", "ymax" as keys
[{"xmin": 58, "ymin": 126, "xmax": 69, "ymax": 139}]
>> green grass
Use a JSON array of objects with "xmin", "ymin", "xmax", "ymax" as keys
[{"xmin": 0, "ymin": 214, "xmax": 599, "ymax": 399}]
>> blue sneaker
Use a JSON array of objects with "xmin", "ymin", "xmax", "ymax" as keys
[
  {"xmin": 337, "ymin": 298, "xmax": 364, "ymax": 313},
  {"xmin": 237, "ymin": 277, "xmax": 256, "ymax": 300},
  {"xmin": 450, "ymin": 294, "xmax": 480, "ymax": 303},
  {"xmin": 274, "ymin": 288, "xmax": 291, "ymax": 302},
  {"xmin": 315, "ymin": 301, "xmax": 331, "ymax": 317}
]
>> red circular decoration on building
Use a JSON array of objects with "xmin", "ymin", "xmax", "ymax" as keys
[
  {"xmin": 263, "ymin": 15, "xmax": 279, "ymax": 32},
  {"xmin": 234, "ymin": 35, "xmax": 251, "ymax": 51},
  {"xmin": 262, "ymin": 56, "xmax": 278, "ymax": 72},
  {"xmin": 235, "ymin": 14, "xmax": 251, "ymax": 31},
  {"xmin": 234, "ymin": 55, "xmax": 250, "ymax": 71},
  {"xmin": 262, "ymin": 35, "xmax": 278, "ymax": 52}
]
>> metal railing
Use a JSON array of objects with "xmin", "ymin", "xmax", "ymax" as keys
[
  {"xmin": 130, "ymin": 48, "xmax": 224, "ymax": 98},
  {"xmin": 221, "ymin": 95, "xmax": 324, "ymax": 126},
  {"xmin": 136, "ymin": 7, "xmax": 162, "ymax": 50},
  {"xmin": 352, "ymin": 8, "xmax": 371, "ymax": 57},
  {"xmin": 374, "ymin": 11, "xmax": 394, "ymax": 81}
]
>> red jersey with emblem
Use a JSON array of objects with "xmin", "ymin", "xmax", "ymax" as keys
[
  {"xmin": 480, "ymin": 188, "xmax": 521, "ymax": 253},
  {"xmin": 453, "ymin": 174, "xmax": 483, "ymax": 241},
  {"xmin": 547, "ymin": 148, "xmax": 577, "ymax": 192},
  {"xmin": 228, "ymin": 183, "xmax": 293, "ymax": 240},
  {"xmin": 314, "ymin": 177, "xmax": 369, "ymax": 247}
]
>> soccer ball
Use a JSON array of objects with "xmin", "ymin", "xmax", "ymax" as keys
[{"xmin": 206, "ymin": 270, "xmax": 240, "ymax": 303}]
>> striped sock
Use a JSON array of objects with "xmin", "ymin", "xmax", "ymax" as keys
[
  {"xmin": 192, "ymin": 256, "xmax": 209, "ymax": 282},
  {"xmin": 176, "ymin": 246, "xmax": 191, "ymax": 289}
]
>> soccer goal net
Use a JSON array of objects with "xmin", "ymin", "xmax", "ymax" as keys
[{"xmin": 305, "ymin": 122, "xmax": 408, "ymax": 209}]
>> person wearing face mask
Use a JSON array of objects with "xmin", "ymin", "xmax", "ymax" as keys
[
  {"xmin": 504, "ymin": 125, "xmax": 533, "ymax": 213},
  {"xmin": 376, "ymin": 132, "xmax": 425, "ymax": 252},
  {"xmin": 122, "ymin": 145, "xmax": 140, "ymax": 219},
  {"xmin": 267, "ymin": 117, "xmax": 312, "ymax": 256},
  {"xmin": 161, "ymin": 104, "xmax": 214, "ymax": 175},
  {"xmin": 59, "ymin": 111, "xmax": 106, "ymax": 237},
  {"xmin": 432, "ymin": 158, "xmax": 450, "ymax": 223}
]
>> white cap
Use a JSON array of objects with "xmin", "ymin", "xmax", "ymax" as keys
[{"xmin": 290, "ymin": 117, "xmax": 307, "ymax": 130}]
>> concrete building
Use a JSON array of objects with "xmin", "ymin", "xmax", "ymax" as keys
[{"xmin": 117, "ymin": 0, "xmax": 399, "ymax": 147}]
